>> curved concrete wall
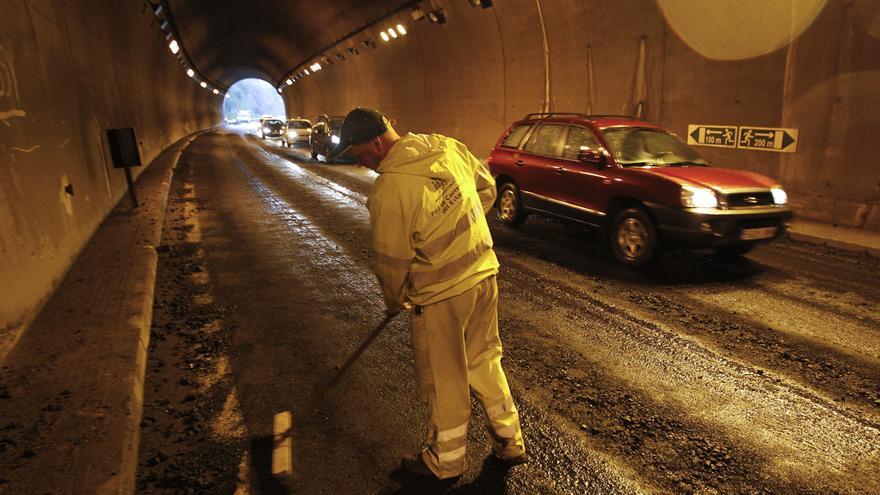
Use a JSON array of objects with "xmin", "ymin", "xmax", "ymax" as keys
[
  {"xmin": 284, "ymin": 0, "xmax": 880, "ymax": 231},
  {"xmin": 0, "ymin": 1, "xmax": 219, "ymax": 342}
]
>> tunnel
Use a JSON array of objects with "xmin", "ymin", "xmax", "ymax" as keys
[{"xmin": 1, "ymin": 1, "xmax": 879, "ymax": 493}]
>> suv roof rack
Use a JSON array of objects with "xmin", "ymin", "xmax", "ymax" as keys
[
  {"xmin": 523, "ymin": 112, "xmax": 637, "ymax": 120},
  {"xmin": 523, "ymin": 112, "xmax": 589, "ymax": 120}
]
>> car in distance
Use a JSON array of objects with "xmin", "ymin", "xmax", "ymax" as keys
[
  {"xmin": 282, "ymin": 118, "xmax": 312, "ymax": 147},
  {"xmin": 259, "ymin": 118, "xmax": 285, "ymax": 140},
  {"xmin": 488, "ymin": 113, "xmax": 794, "ymax": 267},
  {"xmin": 309, "ymin": 114, "xmax": 346, "ymax": 161}
]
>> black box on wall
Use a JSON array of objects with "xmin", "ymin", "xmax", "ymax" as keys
[{"xmin": 106, "ymin": 128, "xmax": 142, "ymax": 169}]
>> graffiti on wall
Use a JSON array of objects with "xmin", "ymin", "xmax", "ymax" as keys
[{"xmin": 0, "ymin": 45, "xmax": 26, "ymax": 128}]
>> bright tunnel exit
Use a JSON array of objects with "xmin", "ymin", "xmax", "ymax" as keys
[{"xmin": 222, "ymin": 78, "xmax": 286, "ymax": 127}]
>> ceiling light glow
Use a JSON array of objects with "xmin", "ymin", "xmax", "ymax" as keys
[
  {"xmin": 168, "ymin": 39, "xmax": 180, "ymax": 54},
  {"xmin": 380, "ymin": 31, "xmax": 390, "ymax": 42},
  {"xmin": 396, "ymin": 24, "xmax": 407, "ymax": 35},
  {"xmin": 388, "ymin": 28, "xmax": 398, "ymax": 39},
  {"xmin": 186, "ymin": 68, "xmax": 195, "ymax": 78}
]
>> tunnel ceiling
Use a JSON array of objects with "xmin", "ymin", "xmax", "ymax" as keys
[{"xmin": 168, "ymin": 0, "xmax": 409, "ymax": 89}]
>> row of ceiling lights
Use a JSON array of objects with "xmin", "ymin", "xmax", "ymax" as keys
[
  {"xmin": 276, "ymin": 2, "xmax": 460, "ymax": 94},
  {"xmin": 276, "ymin": 0, "xmax": 494, "ymax": 93},
  {"xmin": 148, "ymin": 1, "xmax": 225, "ymax": 96},
  {"xmin": 277, "ymin": 21, "xmax": 411, "ymax": 94}
]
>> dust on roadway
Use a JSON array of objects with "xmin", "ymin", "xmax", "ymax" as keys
[{"xmin": 136, "ymin": 129, "xmax": 879, "ymax": 494}]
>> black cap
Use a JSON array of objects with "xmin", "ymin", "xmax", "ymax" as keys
[{"xmin": 327, "ymin": 107, "xmax": 387, "ymax": 160}]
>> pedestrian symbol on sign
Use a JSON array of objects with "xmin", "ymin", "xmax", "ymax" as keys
[{"xmin": 738, "ymin": 126, "xmax": 798, "ymax": 153}]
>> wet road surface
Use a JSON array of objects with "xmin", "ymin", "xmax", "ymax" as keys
[{"xmin": 137, "ymin": 130, "xmax": 879, "ymax": 494}]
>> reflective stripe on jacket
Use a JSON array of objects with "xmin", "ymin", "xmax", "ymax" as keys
[{"xmin": 367, "ymin": 132, "xmax": 499, "ymax": 308}]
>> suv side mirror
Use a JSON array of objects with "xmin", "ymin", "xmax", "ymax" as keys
[{"xmin": 578, "ymin": 148, "xmax": 607, "ymax": 167}]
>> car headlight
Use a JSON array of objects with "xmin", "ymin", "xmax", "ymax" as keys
[
  {"xmin": 263, "ymin": 127, "xmax": 269, "ymax": 132},
  {"xmin": 681, "ymin": 185, "xmax": 718, "ymax": 208},
  {"xmin": 771, "ymin": 187, "xmax": 787, "ymax": 205},
  {"xmin": 331, "ymin": 135, "xmax": 340, "ymax": 144}
]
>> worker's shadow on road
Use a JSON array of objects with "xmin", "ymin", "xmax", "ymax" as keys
[
  {"xmin": 377, "ymin": 456, "xmax": 512, "ymax": 495},
  {"xmin": 248, "ymin": 436, "xmax": 292, "ymax": 494}
]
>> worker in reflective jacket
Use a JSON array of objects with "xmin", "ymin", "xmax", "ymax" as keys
[{"xmin": 329, "ymin": 108, "xmax": 527, "ymax": 479}]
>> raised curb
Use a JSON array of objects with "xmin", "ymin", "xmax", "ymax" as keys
[
  {"xmin": 789, "ymin": 231, "xmax": 880, "ymax": 258},
  {"xmin": 787, "ymin": 221, "xmax": 880, "ymax": 258},
  {"xmin": 0, "ymin": 131, "xmax": 202, "ymax": 495}
]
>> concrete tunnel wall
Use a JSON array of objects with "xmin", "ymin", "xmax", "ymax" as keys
[
  {"xmin": 283, "ymin": 0, "xmax": 880, "ymax": 231},
  {"xmin": 0, "ymin": 1, "xmax": 219, "ymax": 344}
]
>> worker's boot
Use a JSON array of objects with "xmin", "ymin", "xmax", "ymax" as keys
[
  {"xmin": 496, "ymin": 452, "xmax": 529, "ymax": 467},
  {"xmin": 401, "ymin": 454, "xmax": 436, "ymax": 478}
]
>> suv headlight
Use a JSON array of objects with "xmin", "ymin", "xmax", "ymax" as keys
[
  {"xmin": 681, "ymin": 185, "xmax": 718, "ymax": 208},
  {"xmin": 771, "ymin": 187, "xmax": 787, "ymax": 205},
  {"xmin": 331, "ymin": 135, "xmax": 340, "ymax": 144}
]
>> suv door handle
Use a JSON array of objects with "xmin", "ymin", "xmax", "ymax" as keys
[{"xmin": 515, "ymin": 160, "xmax": 525, "ymax": 167}]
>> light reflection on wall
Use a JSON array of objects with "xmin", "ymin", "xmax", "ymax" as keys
[{"xmin": 657, "ymin": 0, "xmax": 827, "ymax": 60}]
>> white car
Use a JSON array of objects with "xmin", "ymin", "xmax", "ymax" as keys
[{"xmin": 282, "ymin": 119, "xmax": 312, "ymax": 147}]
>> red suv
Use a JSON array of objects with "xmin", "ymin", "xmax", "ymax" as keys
[{"xmin": 488, "ymin": 113, "xmax": 794, "ymax": 267}]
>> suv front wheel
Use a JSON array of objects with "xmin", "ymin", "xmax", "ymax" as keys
[
  {"xmin": 496, "ymin": 182, "xmax": 527, "ymax": 226},
  {"xmin": 611, "ymin": 207, "xmax": 658, "ymax": 267}
]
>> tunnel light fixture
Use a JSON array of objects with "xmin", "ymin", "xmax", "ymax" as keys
[
  {"xmin": 277, "ymin": 88, "xmax": 282, "ymax": 94},
  {"xmin": 387, "ymin": 28, "xmax": 398, "ymax": 39},
  {"xmin": 186, "ymin": 68, "xmax": 195, "ymax": 78},
  {"xmin": 309, "ymin": 62, "xmax": 322, "ymax": 72},
  {"xmin": 200, "ymin": 81, "xmax": 207, "ymax": 89},
  {"xmin": 468, "ymin": 0, "xmax": 493, "ymax": 8},
  {"xmin": 168, "ymin": 39, "xmax": 179, "ymax": 54},
  {"xmin": 213, "ymin": 89, "xmax": 220, "ymax": 95},
  {"xmin": 380, "ymin": 31, "xmax": 390, "ymax": 42},
  {"xmin": 396, "ymin": 24, "xmax": 407, "ymax": 35},
  {"xmin": 410, "ymin": 7, "xmax": 425, "ymax": 21},
  {"xmin": 428, "ymin": 9, "xmax": 446, "ymax": 25},
  {"xmin": 286, "ymin": 78, "xmax": 293, "ymax": 85},
  {"xmin": 159, "ymin": 20, "xmax": 170, "ymax": 31},
  {"xmin": 304, "ymin": 69, "xmax": 310, "ymax": 76}
]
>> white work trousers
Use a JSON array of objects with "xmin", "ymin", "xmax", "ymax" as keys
[{"xmin": 409, "ymin": 275, "xmax": 526, "ymax": 479}]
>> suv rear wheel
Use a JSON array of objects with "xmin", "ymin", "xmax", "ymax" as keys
[
  {"xmin": 611, "ymin": 207, "xmax": 657, "ymax": 267},
  {"xmin": 497, "ymin": 182, "xmax": 526, "ymax": 226}
]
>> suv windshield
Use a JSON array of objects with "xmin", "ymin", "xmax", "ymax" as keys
[
  {"xmin": 288, "ymin": 121, "xmax": 311, "ymax": 129},
  {"xmin": 266, "ymin": 120, "xmax": 283, "ymax": 126},
  {"xmin": 601, "ymin": 127, "xmax": 706, "ymax": 167}
]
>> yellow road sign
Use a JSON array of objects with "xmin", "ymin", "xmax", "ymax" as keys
[
  {"xmin": 687, "ymin": 124, "xmax": 738, "ymax": 148},
  {"xmin": 738, "ymin": 126, "xmax": 798, "ymax": 153}
]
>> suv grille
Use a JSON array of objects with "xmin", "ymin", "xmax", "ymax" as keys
[{"xmin": 725, "ymin": 191, "xmax": 774, "ymax": 208}]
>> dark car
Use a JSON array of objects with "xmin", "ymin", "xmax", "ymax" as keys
[
  {"xmin": 488, "ymin": 113, "xmax": 794, "ymax": 267},
  {"xmin": 259, "ymin": 118, "xmax": 285, "ymax": 140},
  {"xmin": 310, "ymin": 114, "xmax": 345, "ymax": 161}
]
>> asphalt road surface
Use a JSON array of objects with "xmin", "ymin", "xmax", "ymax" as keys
[{"xmin": 136, "ymin": 129, "xmax": 880, "ymax": 494}]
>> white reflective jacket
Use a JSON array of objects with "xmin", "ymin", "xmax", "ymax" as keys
[{"xmin": 367, "ymin": 133, "xmax": 498, "ymax": 309}]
